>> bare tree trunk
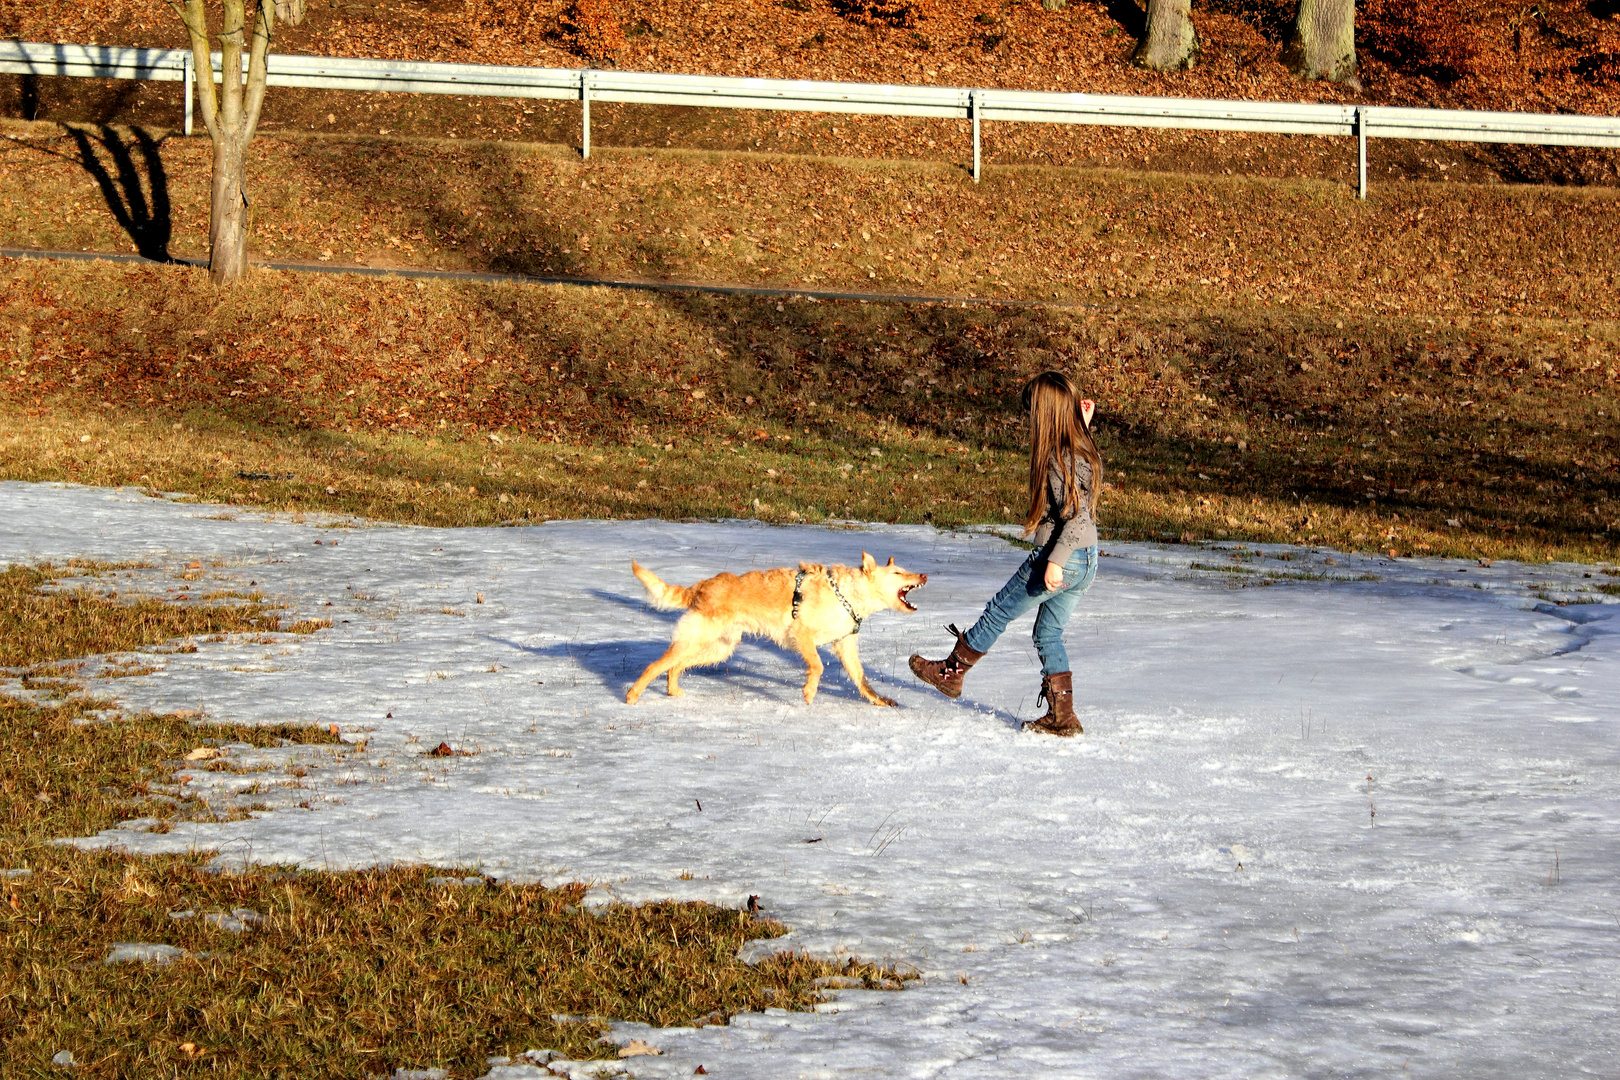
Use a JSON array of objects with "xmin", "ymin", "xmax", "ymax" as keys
[
  {"xmin": 209, "ymin": 133, "xmax": 250, "ymax": 282},
  {"xmin": 1133, "ymin": 0, "xmax": 1198, "ymax": 71},
  {"xmin": 175, "ymin": 0, "xmax": 279, "ymax": 285},
  {"xmin": 1282, "ymin": 0, "xmax": 1358, "ymax": 83}
]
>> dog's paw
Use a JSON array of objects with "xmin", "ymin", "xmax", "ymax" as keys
[{"xmin": 869, "ymin": 695, "xmax": 898, "ymax": 708}]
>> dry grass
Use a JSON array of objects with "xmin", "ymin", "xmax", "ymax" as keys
[
  {"xmin": 1, "ymin": 126, "xmax": 1616, "ymax": 562},
  {"xmin": 0, "ymin": 563, "xmax": 289, "ymax": 671},
  {"xmin": 4, "ymin": 123, "xmax": 1618, "ymax": 318},
  {"xmin": 0, "ymin": 567, "xmax": 911, "ymax": 1076},
  {"xmin": 0, "ymin": 694, "xmax": 336, "ymax": 850},
  {"xmin": 0, "ymin": 251, "xmax": 1615, "ymax": 563},
  {"xmin": 1, "ymin": 843, "xmax": 895, "ymax": 1076},
  {"xmin": 0, "ymin": 563, "xmax": 339, "ymax": 844}
]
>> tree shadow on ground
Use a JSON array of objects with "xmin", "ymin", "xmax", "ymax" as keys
[
  {"xmin": 67, "ymin": 125, "xmax": 172, "ymax": 261},
  {"xmin": 0, "ymin": 120, "xmax": 173, "ymax": 259},
  {"xmin": 1097, "ymin": 0, "xmax": 1147, "ymax": 40},
  {"xmin": 0, "ymin": 72, "xmax": 148, "ymax": 127},
  {"xmin": 1198, "ymin": 0, "xmax": 1293, "ymax": 43},
  {"xmin": 1480, "ymin": 142, "xmax": 1620, "ymax": 187},
  {"xmin": 280, "ymin": 137, "xmax": 697, "ymax": 285},
  {"xmin": 16, "ymin": 73, "xmax": 38, "ymax": 120}
]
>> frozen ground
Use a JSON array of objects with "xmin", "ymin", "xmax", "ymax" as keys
[{"xmin": 3, "ymin": 482, "xmax": 1618, "ymax": 1080}]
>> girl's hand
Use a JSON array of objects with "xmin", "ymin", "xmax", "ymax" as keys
[
  {"xmin": 1080, "ymin": 399, "xmax": 1095, "ymax": 427},
  {"xmin": 1043, "ymin": 561, "xmax": 1065, "ymax": 591}
]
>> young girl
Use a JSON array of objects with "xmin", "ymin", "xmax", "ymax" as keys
[{"xmin": 909, "ymin": 370, "xmax": 1102, "ymax": 736}]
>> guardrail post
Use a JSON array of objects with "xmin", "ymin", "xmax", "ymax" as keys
[
  {"xmin": 970, "ymin": 90, "xmax": 981, "ymax": 183},
  {"xmin": 581, "ymin": 69, "xmax": 592, "ymax": 160},
  {"xmin": 1356, "ymin": 106, "xmax": 1367, "ymax": 200},
  {"xmin": 183, "ymin": 52, "xmax": 194, "ymax": 136}
]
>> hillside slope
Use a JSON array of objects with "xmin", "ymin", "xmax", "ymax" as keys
[{"xmin": 2, "ymin": 132, "xmax": 1616, "ymax": 561}]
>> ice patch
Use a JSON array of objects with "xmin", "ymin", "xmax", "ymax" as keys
[{"xmin": 104, "ymin": 943, "xmax": 187, "ymax": 965}]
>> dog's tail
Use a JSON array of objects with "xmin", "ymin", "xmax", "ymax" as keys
[{"xmin": 632, "ymin": 561, "xmax": 693, "ymax": 610}]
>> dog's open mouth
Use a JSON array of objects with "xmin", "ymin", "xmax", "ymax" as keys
[{"xmin": 898, "ymin": 583, "xmax": 921, "ymax": 612}]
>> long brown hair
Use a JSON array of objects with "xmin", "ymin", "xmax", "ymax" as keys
[{"xmin": 1021, "ymin": 370, "xmax": 1103, "ymax": 534}]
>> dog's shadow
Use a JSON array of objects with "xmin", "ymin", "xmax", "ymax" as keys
[
  {"xmin": 496, "ymin": 590, "xmax": 887, "ymax": 706},
  {"xmin": 498, "ymin": 589, "xmax": 1032, "ymax": 727}
]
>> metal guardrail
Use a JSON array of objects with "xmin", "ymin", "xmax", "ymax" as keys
[{"xmin": 5, "ymin": 40, "xmax": 1620, "ymax": 197}]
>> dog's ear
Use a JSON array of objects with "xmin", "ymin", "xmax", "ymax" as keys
[
  {"xmin": 861, "ymin": 551, "xmax": 876, "ymax": 571},
  {"xmin": 886, "ymin": 556, "xmax": 895, "ymax": 567}
]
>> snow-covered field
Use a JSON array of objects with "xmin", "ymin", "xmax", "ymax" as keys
[{"xmin": 4, "ymin": 482, "xmax": 1617, "ymax": 1080}]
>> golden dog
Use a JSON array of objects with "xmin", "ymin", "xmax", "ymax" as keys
[{"xmin": 625, "ymin": 552, "xmax": 926, "ymax": 707}]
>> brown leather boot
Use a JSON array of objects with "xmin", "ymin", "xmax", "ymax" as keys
[
  {"xmin": 1023, "ymin": 671, "xmax": 1081, "ymax": 736},
  {"xmin": 908, "ymin": 624, "xmax": 985, "ymax": 699}
]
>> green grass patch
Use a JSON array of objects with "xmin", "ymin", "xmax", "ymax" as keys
[
  {"xmin": 0, "ymin": 694, "xmax": 336, "ymax": 849},
  {"xmin": 1, "ymin": 843, "xmax": 894, "ymax": 1077},
  {"xmin": 0, "ymin": 563, "xmax": 292, "ymax": 672},
  {"xmin": 1259, "ymin": 569, "xmax": 1382, "ymax": 583}
]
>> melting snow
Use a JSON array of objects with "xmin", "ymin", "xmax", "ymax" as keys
[{"xmin": 4, "ymin": 482, "xmax": 1617, "ymax": 1078}]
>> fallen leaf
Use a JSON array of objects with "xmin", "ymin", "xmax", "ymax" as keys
[
  {"xmin": 184, "ymin": 747, "xmax": 218, "ymax": 762},
  {"xmin": 428, "ymin": 742, "xmax": 456, "ymax": 757}
]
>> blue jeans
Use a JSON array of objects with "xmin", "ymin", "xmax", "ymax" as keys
[{"xmin": 962, "ymin": 545, "xmax": 1098, "ymax": 676}]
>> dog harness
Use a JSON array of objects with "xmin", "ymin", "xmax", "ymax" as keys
[{"xmin": 791, "ymin": 569, "xmax": 863, "ymax": 634}]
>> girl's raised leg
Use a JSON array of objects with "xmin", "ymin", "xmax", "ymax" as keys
[{"xmin": 960, "ymin": 553, "xmax": 1048, "ymax": 656}]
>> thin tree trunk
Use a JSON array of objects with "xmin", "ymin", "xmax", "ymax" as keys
[
  {"xmin": 1282, "ymin": 0, "xmax": 1357, "ymax": 83},
  {"xmin": 209, "ymin": 133, "xmax": 249, "ymax": 282},
  {"xmin": 176, "ymin": 0, "xmax": 278, "ymax": 285},
  {"xmin": 1133, "ymin": 0, "xmax": 1198, "ymax": 71}
]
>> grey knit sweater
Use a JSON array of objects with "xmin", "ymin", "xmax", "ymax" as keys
[{"xmin": 1029, "ymin": 452, "xmax": 1098, "ymax": 568}]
